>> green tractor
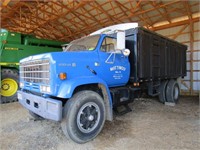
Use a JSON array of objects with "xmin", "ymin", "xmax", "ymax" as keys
[{"xmin": 0, "ymin": 30, "xmax": 66, "ymax": 103}]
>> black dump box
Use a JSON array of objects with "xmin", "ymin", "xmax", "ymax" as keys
[{"xmin": 125, "ymin": 27, "xmax": 187, "ymax": 83}]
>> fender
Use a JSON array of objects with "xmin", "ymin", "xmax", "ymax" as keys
[
  {"xmin": 57, "ymin": 76, "xmax": 111, "ymax": 99},
  {"xmin": 57, "ymin": 76, "xmax": 113, "ymax": 121}
]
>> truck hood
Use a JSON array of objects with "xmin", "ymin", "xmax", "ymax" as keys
[
  {"xmin": 20, "ymin": 51, "xmax": 99, "ymax": 97},
  {"xmin": 20, "ymin": 51, "xmax": 96, "ymax": 63}
]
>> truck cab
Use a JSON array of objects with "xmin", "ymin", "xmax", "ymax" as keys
[{"xmin": 61, "ymin": 33, "xmax": 130, "ymax": 87}]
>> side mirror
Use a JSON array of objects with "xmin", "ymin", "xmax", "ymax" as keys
[
  {"xmin": 116, "ymin": 30, "xmax": 125, "ymax": 50},
  {"xmin": 122, "ymin": 49, "xmax": 130, "ymax": 57}
]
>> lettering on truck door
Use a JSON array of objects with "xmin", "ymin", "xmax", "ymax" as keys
[{"xmin": 97, "ymin": 36, "xmax": 130, "ymax": 87}]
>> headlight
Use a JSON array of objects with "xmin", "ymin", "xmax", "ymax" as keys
[
  {"xmin": 40, "ymin": 85, "xmax": 51, "ymax": 93},
  {"xmin": 46, "ymin": 86, "xmax": 51, "ymax": 93},
  {"xmin": 20, "ymin": 82, "xmax": 24, "ymax": 88}
]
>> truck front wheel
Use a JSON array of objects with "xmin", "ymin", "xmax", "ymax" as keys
[
  {"xmin": 61, "ymin": 90, "xmax": 106, "ymax": 143},
  {"xmin": 166, "ymin": 79, "xmax": 180, "ymax": 103},
  {"xmin": 1, "ymin": 69, "xmax": 19, "ymax": 103}
]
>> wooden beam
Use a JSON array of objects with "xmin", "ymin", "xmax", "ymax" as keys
[
  {"xmin": 151, "ymin": 17, "xmax": 199, "ymax": 31},
  {"xmin": 186, "ymin": 60, "xmax": 200, "ymax": 62},
  {"xmin": 80, "ymin": 4, "xmax": 104, "ymax": 27},
  {"xmin": 2, "ymin": 0, "xmax": 11, "ymax": 6},
  {"xmin": 183, "ymin": 1, "xmax": 193, "ymax": 21},
  {"xmin": 1, "ymin": 2, "xmax": 23, "ymax": 21},
  {"xmin": 28, "ymin": 1, "xmax": 88, "ymax": 34},
  {"xmin": 116, "ymin": 1, "xmax": 153, "ymax": 27},
  {"xmin": 172, "ymin": 24, "xmax": 188, "ymax": 40},
  {"xmin": 92, "ymin": 1, "xmax": 119, "ymax": 24},
  {"xmin": 181, "ymin": 80, "xmax": 190, "ymax": 90},
  {"xmin": 189, "ymin": 21, "xmax": 194, "ymax": 95},
  {"xmin": 150, "ymin": 1, "xmax": 171, "ymax": 23},
  {"xmin": 138, "ymin": 3, "xmax": 154, "ymax": 26},
  {"xmin": 115, "ymin": 1, "xmax": 132, "ymax": 22}
]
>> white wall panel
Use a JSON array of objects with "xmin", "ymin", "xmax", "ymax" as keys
[
  {"xmin": 193, "ymin": 82, "xmax": 200, "ymax": 91},
  {"xmin": 186, "ymin": 62, "xmax": 190, "ymax": 70},
  {"xmin": 175, "ymin": 34, "xmax": 190, "ymax": 42},
  {"xmin": 186, "ymin": 53, "xmax": 190, "ymax": 61},
  {"xmin": 185, "ymin": 72, "xmax": 190, "ymax": 80},
  {"xmin": 193, "ymin": 72, "xmax": 200, "ymax": 80},
  {"xmin": 185, "ymin": 43, "xmax": 190, "ymax": 50},
  {"xmin": 181, "ymin": 81, "xmax": 190, "ymax": 90},
  {"xmin": 194, "ymin": 42, "xmax": 200, "ymax": 50},
  {"xmin": 193, "ymin": 52, "xmax": 200, "ymax": 60},
  {"xmin": 194, "ymin": 22, "xmax": 200, "ymax": 29},
  {"xmin": 194, "ymin": 32, "xmax": 200, "ymax": 40},
  {"xmin": 156, "ymin": 25, "xmax": 185, "ymax": 36},
  {"xmin": 193, "ymin": 62, "xmax": 200, "ymax": 70}
]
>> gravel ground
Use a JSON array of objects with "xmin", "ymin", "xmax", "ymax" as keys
[{"xmin": 0, "ymin": 96, "xmax": 199, "ymax": 150}]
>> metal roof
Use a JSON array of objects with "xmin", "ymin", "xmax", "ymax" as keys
[{"xmin": 1, "ymin": 0, "xmax": 199, "ymax": 41}]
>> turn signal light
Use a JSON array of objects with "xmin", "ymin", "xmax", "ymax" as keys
[{"xmin": 59, "ymin": 72, "xmax": 67, "ymax": 80}]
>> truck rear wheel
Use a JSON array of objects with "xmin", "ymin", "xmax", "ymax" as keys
[
  {"xmin": 1, "ymin": 69, "xmax": 19, "ymax": 103},
  {"xmin": 166, "ymin": 79, "xmax": 180, "ymax": 103},
  {"xmin": 61, "ymin": 90, "xmax": 106, "ymax": 143},
  {"xmin": 159, "ymin": 80, "xmax": 168, "ymax": 103}
]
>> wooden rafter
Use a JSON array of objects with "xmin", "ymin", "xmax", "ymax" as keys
[
  {"xmin": 27, "ymin": 1, "xmax": 88, "ymax": 34},
  {"xmin": 115, "ymin": 1, "xmax": 132, "ymax": 22},
  {"xmin": 183, "ymin": 1, "xmax": 193, "ymax": 21},
  {"xmin": 138, "ymin": 2, "xmax": 154, "ymax": 27},
  {"xmin": 150, "ymin": 1, "xmax": 171, "ymax": 23},
  {"xmin": 92, "ymin": 1, "xmax": 119, "ymax": 24},
  {"xmin": 151, "ymin": 17, "xmax": 199, "ymax": 31},
  {"xmin": 1, "ymin": 0, "xmax": 199, "ymax": 42},
  {"xmin": 172, "ymin": 24, "xmax": 188, "ymax": 40},
  {"xmin": 1, "ymin": 2, "xmax": 23, "ymax": 21},
  {"xmin": 80, "ymin": 4, "xmax": 104, "ymax": 27}
]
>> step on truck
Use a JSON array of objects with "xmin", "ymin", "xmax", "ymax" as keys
[
  {"xmin": 17, "ymin": 23, "xmax": 187, "ymax": 143},
  {"xmin": 0, "ymin": 30, "xmax": 66, "ymax": 103}
]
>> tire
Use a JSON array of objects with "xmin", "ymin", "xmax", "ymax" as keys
[
  {"xmin": 29, "ymin": 111, "xmax": 44, "ymax": 120},
  {"xmin": 158, "ymin": 80, "xmax": 168, "ymax": 103},
  {"xmin": 61, "ymin": 90, "xmax": 106, "ymax": 144},
  {"xmin": 1, "ymin": 69, "xmax": 19, "ymax": 104},
  {"xmin": 166, "ymin": 79, "xmax": 180, "ymax": 103}
]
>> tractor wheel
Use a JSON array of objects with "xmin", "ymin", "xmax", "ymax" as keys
[{"xmin": 1, "ymin": 69, "xmax": 19, "ymax": 103}]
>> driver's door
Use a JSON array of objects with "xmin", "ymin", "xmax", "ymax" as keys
[{"xmin": 97, "ymin": 37, "xmax": 130, "ymax": 87}]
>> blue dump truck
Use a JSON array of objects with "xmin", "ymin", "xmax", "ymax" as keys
[{"xmin": 18, "ymin": 25, "xmax": 187, "ymax": 143}]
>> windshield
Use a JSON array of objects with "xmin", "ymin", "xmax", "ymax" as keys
[{"xmin": 64, "ymin": 35, "xmax": 100, "ymax": 52}]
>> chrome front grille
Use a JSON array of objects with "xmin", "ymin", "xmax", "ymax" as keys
[{"xmin": 20, "ymin": 59, "xmax": 50, "ymax": 84}]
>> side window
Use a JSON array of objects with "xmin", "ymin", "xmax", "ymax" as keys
[{"xmin": 101, "ymin": 37, "xmax": 116, "ymax": 52}]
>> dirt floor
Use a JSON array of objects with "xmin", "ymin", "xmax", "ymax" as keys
[{"xmin": 0, "ymin": 96, "xmax": 199, "ymax": 150}]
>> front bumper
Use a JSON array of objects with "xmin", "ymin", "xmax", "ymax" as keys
[{"xmin": 17, "ymin": 91, "xmax": 62, "ymax": 121}]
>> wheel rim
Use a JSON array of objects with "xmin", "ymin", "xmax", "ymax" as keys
[
  {"xmin": 1, "ymin": 78, "xmax": 18, "ymax": 97},
  {"xmin": 77, "ymin": 102, "xmax": 100, "ymax": 133},
  {"xmin": 173, "ymin": 86, "xmax": 179, "ymax": 100}
]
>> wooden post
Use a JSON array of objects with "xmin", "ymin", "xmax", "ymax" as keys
[{"xmin": 189, "ymin": 21, "xmax": 194, "ymax": 95}]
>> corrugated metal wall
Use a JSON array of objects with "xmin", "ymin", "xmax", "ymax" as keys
[{"xmin": 156, "ymin": 22, "xmax": 200, "ymax": 95}]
